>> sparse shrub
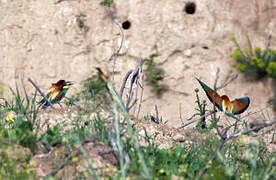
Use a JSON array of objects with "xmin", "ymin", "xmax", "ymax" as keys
[
  {"xmin": 100, "ymin": 0, "xmax": 113, "ymax": 7},
  {"xmin": 230, "ymin": 36, "xmax": 276, "ymax": 110},
  {"xmin": 144, "ymin": 54, "xmax": 165, "ymax": 94},
  {"xmin": 67, "ymin": 71, "xmax": 110, "ymax": 111},
  {"xmin": 191, "ymin": 88, "xmax": 208, "ymax": 129},
  {"xmin": 39, "ymin": 125, "xmax": 63, "ymax": 150},
  {"xmin": 0, "ymin": 84, "xmax": 40, "ymax": 152},
  {"xmin": 230, "ymin": 36, "xmax": 276, "ymax": 79},
  {"xmin": 76, "ymin": 13, "xmax": 87, "ymax": 29}
]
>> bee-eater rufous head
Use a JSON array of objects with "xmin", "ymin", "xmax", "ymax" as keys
[
  {"xmin": 38, "ymin": 80, "xmax": 73, "ymax": 110},
  {"xmin": 196, "ymin": 78, "xmax": 250, "ymax": 116},
  {"xmin": 95, "ymin": 67, "xmax": 108, "ymax": 82}
]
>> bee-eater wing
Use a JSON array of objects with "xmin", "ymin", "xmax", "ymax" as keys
[
  {"xmin": 48, "ymin": 90, "xmax": 61, "ymax": 103},
  {"xmin": 38, "ymin": 98, "xmax": 46, "ymax": 105},
  {"xmin": 196, "ymin": 78, "xmax": 223, "ymax": 111},
  {"xmin": 231, "ymin": 97, "xmax": 250, "ymax": 115},
  {"xmin": 46, "ymin": 86, "xmax": 57, "ymax": 95},
  {"xmin": 38, "ymin": 88, "xmax": 53, "ymax": 105}
]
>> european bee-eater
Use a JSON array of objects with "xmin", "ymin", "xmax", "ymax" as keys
[
  {"xmin": 38, "ymin": 80, "xmax": 73, "ymax": 110},
  {"xmin": 196, "ymin": 78, "xmax": 250, "ymax": 116},
  {"xmin": 95, "ymin": 67, "xmax": 108, "ymax": 82}
]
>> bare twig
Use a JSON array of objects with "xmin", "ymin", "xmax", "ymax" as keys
[
  {"xmin": 110, "ymin": 21, "xmax": 124, "ymax": 83},
  {"xmin": 28, "ymin": 78, "xmax": 55, "ymax": 109},
  {"xmin": 241, "ymin": 104, "xmax": 272, "ymax": 119},
  {"xmin": 266, "ymin": 34, "xmax": 272, "ymax": 51},
  {"xmin": 125, "ymin": 58, "xmax": 144, "ymax": 112},
  {"xmin": 213, "ymin": 69, "xmax": 224, "ymax": 139},
  {"xmin": 149, "ymin": 105, "xmax": 160, "ymax": 124},
  {"xmin": 133, "ymin": 59, "xmax": 144, "ymax": 115},
  {"xmin": 155, "ymin": 104, "xmax": 159, "ymax": 120},
  {"xmin": 226, "ymin": 120, "xmax": 276, "ymax": 140},
  {"xmin": 216, "ymin": 73, "xmax": 239, "ymax": 90},
  {"xmin": 179, "ymin": 103, "xmax": 184, "ymax": 125},
  {"xmin": 177, "ymin": 110, "xmax": 216, "ymax": 130},
  {"xmin": 119, "ymin": 70, "xmax": 133, "ymax": 98},
  {"xmin": 120, "ymin": 58, "xmax": 144, "ymax": 127},
  {"xmin": 108, "ymin": 58, "xmax": 145, "ymax": 174}
]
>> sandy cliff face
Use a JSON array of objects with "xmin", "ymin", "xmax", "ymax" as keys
[{"xmin": 0, "ymin": 0, "xmax": 275, "ymax": 127}]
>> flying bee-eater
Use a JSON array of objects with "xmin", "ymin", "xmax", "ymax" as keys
[
  {"xmin": 38, "ymin": 80, "xmax": 73, "ymax": 110},
  {"xmin": 196, "ymin": 78, "xmax": 250, "ymax": 116}
]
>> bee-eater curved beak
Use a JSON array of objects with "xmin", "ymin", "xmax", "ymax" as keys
[{"xmin": 64, "ymin": 81, "xmax": 73, "ymax": 89}]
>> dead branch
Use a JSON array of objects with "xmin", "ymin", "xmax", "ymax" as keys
[
  {"xmin": 108, "ymin": 58, "xmax": 144, "ymax": 171},
  {"xmin": 179, "ymin": 103, "xmax": 184, "ymax": 125},
  {"xmin": 177, "ymin": 110, "xmax": 216, "ymax": 130},
  {"xmin": 109, "ymin": 20, "xmax": 124, "ymax": 83},
  {"xmin": 119, "ymin": 70, "xmax": 133, "ymax": 98},
  {"xmin": 216, "ymin": 73, "xmax": 239, "ymax": 90},
  {"xmin": 125, "ymin": 58, "xmax": 144, "ymax": 112},
  {"xmin": 226, "ymin": 120, "xmax": 276, "ymax": 140},
  {"xmin": 28, "ymin": 78, "xmax": 55, "ymax": 110},
  {"xmin": 155, "ymin": 104, "xmax": 159, "ymax": 121},
  {"xmin": 213, "ymin": 69, "xmax": 224, "ymax": 139}
]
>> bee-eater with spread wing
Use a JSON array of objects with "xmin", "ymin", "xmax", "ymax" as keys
[
  {"xmin": 38, "ymin": 80, "xmax": 73, "ymax": 110},
  {"xmin": 196, "ymin": 78, "xmax": 250, "ymax": 116}
]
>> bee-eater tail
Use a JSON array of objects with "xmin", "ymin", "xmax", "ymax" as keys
[
  {"xmin": 38, "ymin": 98, "xmax": 45, "ymax": 105},
  {"xmin": 41, "ymin": 103, "xmax": 50, "ymax": 110}
]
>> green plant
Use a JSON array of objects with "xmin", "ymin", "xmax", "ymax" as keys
[
  {"xmin": 231, "ymin": 36, "xmax": 276, "ymax": 110},
  {"xmin": 230, "ymin": 36, "xmax": 276, "ymax": 79},
  {"xmin": 39, "ymin": 125, "xmax": 63, "ymax": 150},
  {"xmin": 0, "ymin": 83, "xmax": 40, "ymax": 152},
  {"xmin": 100, "ymin": 0, "xmax": 113, "ymax": 7},
  {"xmin": 76, "ymin": 13, "xmax": 87, "ymax": 29},
  {"xmin": 67, "ymin": 72, "xmax": 110, "ymax": 111},
  {"xmin": 0, "ymin": 145, "xmax": 36, "ymax": 179},
  {"xmin": 189, "ymin": 88, "xmax": 208, "ymax": 129},
  {"xmin": 0, "ymin": 83, "xmax": 4, "ymax": 97},
  {"xmin": 144, "ymin": 54, "xmax": 165, "ymax": 94}
]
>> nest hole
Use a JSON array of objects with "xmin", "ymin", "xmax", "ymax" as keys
[
  {"xmin": 184, "ymin": 2, "xmax": 196, "ymax": 14},
  {"xmin": 122, "ymin": 20, "xmax": 131, "ymax": 30}
]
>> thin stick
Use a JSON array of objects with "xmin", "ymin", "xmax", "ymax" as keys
[
  {"xmin": 119, "ymin": 70, "xmax": 132, "ymax": 98},
  {"xmin": 213, "ymin": 68, "xmax": 224, "ymax": 139},
  {"xmin": 226, "ymin": 120, "xmax": 276, "ymax": 140},
  {"xmin": 110, "ymin": 20, "xmax": 124, "ymax": 83},
  {"xmin": 154, "ymin": 104, "xmax": 159, "ymax": 121},
  {"xmin": 28, "ymin": 78, "xmax": 55, "ymax": 109},
  {"xmin": 133, "ymin": 58, "xmax": 145, "ymax": 115},
  {"xmin": 177, "ymin": 110, "xmax": 216, "ymax": 130},
  {"xmin": 179, "ymin": 103, "xmax": 184, "ymax": 125},
  {"xmin": 216, "ymin": 73, "xmax": 239, "ymax": 90}
]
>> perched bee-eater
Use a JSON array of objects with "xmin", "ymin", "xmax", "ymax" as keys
[
  {"xmin": 38, "ymin": 80, "xmax": 73, "ymax": 110},
  {"xmin": 196, "ymin": 78, "xmax": 250, "ymax": 116},
  {"xmin": 95, "ymin": 67, "xmax": 108, "ymax": 82}
]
